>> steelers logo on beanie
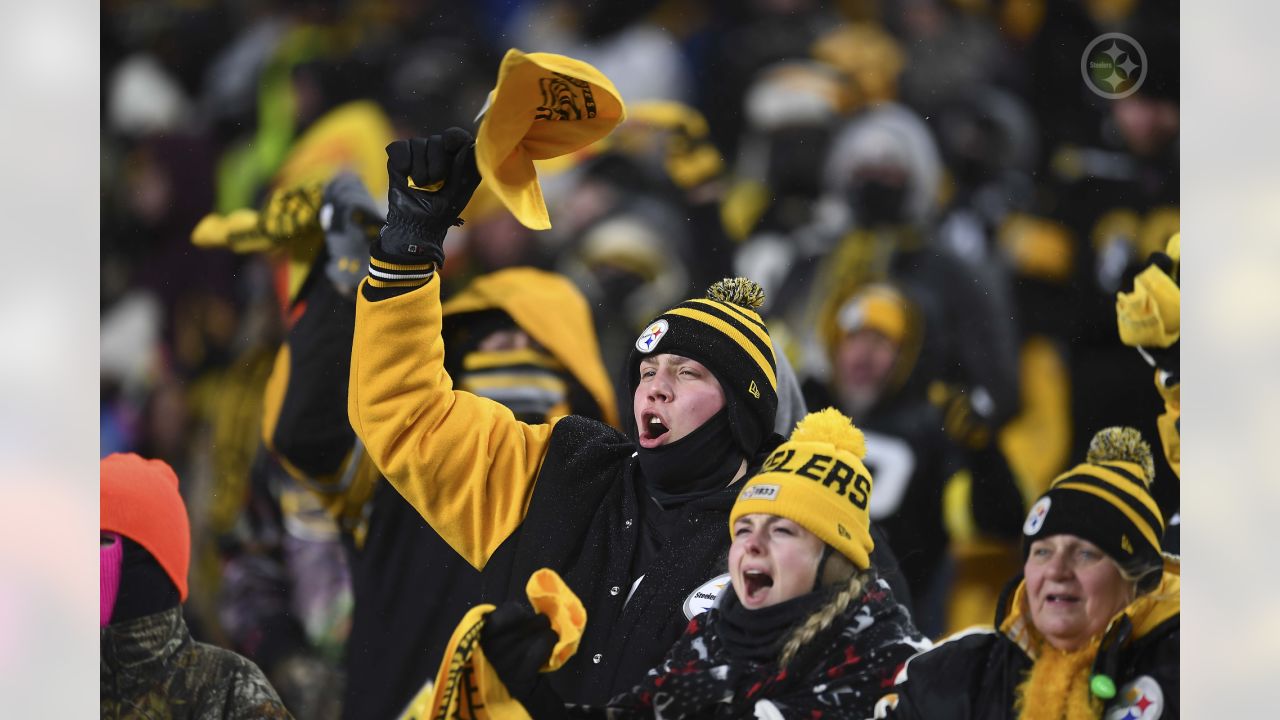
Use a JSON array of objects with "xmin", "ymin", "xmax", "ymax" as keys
[
  {"xmin": 1022, "ymin": 426, "xmax": 1166, "ymax": 592},
  {"xmin": 625, "ymin": 277, "xmax": 778, "ymax": 456},
  {"xmin": 730, "ymin": 408, "xmax": 875, "ymax": 570}
]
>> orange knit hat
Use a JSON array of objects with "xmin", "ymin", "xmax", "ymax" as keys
[{"xmin": 100, "ymin": 453, "xmax": 191, "ymax": 601}]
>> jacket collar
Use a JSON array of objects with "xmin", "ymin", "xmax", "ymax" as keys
[{"xmin": 101, "ymin": 606, "xmax": 189, "ymax": 692}]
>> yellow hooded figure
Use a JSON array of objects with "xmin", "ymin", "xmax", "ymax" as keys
[
  {"xmin": 441, "ymin": 267, "xmax": 620, "ymax": 430},
  {"xmin": 191, "ymin": 100, "xmax": 396, "ymax": 303},
  {"xmin": 474, "ymin": 49, "xmax": 626, "ymax": 230}
]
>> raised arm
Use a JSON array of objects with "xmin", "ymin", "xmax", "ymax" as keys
[{"xmin": 347, "ymin": 129, "xmax": 556, "ymax": 570}]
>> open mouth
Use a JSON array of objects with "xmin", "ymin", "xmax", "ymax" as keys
[
  {"xmin": 742, "ymin": 569, "xmax": 774, "ymax": 602},
  {"xmin": 1045, "ymin": 593, "xmax": 1080, "ymax": 605},
  {"xmin": 641, "ymin": 412, "xmax": 669, "ymax": 442}
]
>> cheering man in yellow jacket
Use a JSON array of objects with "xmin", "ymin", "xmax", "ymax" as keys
[{"xmin": 347, "ymin": 127, "xmax": 907, "ymax": 705}]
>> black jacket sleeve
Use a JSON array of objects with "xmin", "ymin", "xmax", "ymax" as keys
[
  {"xmin": 269, "ymin": 276, "xmax": 358, "ymax": 478},
  {"xmin": 885, "ymin": 631, "xmax": 1004, "ymax": 720},
  {"xmin": 943, "ymin": 254, "xmax": 1021, "ymax": 429}
]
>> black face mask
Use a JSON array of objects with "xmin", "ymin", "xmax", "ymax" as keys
[
  {"xmin": 767, "ymin": 126, "xmax": 831, "ymax": 199},
  {"xmin": 109, "ymin": 537, "xmax": 181, "ymax": 625},
  {"xmin": 636, "ymin": 409, "xmax": 744, "ymax": 508},
  {"xmin": 849, "ymin": 177, "xmax": 909, "ymax": 228}
]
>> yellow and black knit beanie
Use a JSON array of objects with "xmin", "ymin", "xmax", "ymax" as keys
[
  {"xmin": 626, "ymin": 277, "xmax": 778, "ymax": 455},
  {"xmin": 730, "ymin": 408, "xmax": 875, "ymax": 569},
  {"xmin": 1022, "ymin": 427, "xmax": 1166, "ymax": 592}
]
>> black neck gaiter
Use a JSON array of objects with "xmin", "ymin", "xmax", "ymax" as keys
[
  {"xmin": 717, "ymin": 586, "xmax": 827, "ymax": 665},
  {"xmin": 636, "ymin": 409, "xmax": 744, "ymax": 508},
  {"xmin": 110, "ymin": 537, "xmax": 181, "ymax": 625}
]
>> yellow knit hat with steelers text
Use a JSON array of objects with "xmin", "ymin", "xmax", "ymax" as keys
[{"xmin": 730, "ymin": 407, "xmax": 875, "ymax": 569}]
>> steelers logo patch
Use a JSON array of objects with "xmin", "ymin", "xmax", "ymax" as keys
[
  {"xmin": 682, "ymin": 573, "xmax": 731, "ymax": 620},
  {"xmin": 635, "ymin": 319, "xmax": 669, "ymax": 353},
  {"xmin": 1023, "ymin": 496, "xmax": 1052, "ymax": 536},
  {"xmin": 1104, "ymin": 675, "xmax": 1164, "ymax": 719}
]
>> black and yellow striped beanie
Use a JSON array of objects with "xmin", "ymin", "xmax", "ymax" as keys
[
  {"xmin": 625, "ymin": 277, "xmax": 778, "ymax": 456},
  {"xmin": 1022, "ymin": 427, "xmax": 1166, "ymax": 591},
  {"xmin": 730, "ymin": 408, "xmax": 875, "ymax": 569}
]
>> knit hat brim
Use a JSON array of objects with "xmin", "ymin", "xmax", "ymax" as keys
[
  {"xmin": 1022, "ymin": 460, "xmax": 1165, "ymax": 587},
  {"xmin": 731, "ymin": 430, "xmax": 876, "ymax": 570}
]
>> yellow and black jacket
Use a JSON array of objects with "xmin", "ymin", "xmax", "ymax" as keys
[
  {"xmin": 266, "ymin": 268, "xmax": 619, "ymax": 718},
  {"xmin": 347, "ymin": 273, "xmax": 783, "ymax": 705},
  {"xmin": 882, "ymin": 558, "xmax": 1180, "ymax": 719},
  {"xmin": 346, "ymin": 263, "xmax": 926, "ymax": 708}
]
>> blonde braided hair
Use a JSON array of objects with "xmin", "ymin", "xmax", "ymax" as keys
[{"xmin": 777, "ymin": 569, "xmax": 874, "ymax": 669}]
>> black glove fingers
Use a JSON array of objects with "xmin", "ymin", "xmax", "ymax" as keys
[
  {"xmin": 380, "ymin": 129, "xmax": 482, "ymax": 267},
  {"xmin": 445, "ymin": 143, "xmax": 481, "ymax": 212},
  {"xmin": 418, "ymin": 134, "xmax": 446, "ymax": 187},
  {"xmin": 398, "ymin": 136, "xmax": 427, "ymax": 187},
  {"xmin": 519, "ymin": 625, "xmax": 558, "ymax": 671},
  {"xmin": 485, "ymin": 602, "xmax": 533, "ymax": 633},
  {"xmin": 522, "ymin": 611, "xmax": 552, "ymax": 636},
  {"xmin": 385, "ymin": 140, "xmax": 412, "ymax": 188},
  {"xmin": 442, "ymin": 126, "xmax": 474, "ymax": 154},
  {"xmin": 523, "ymin": 615, "xmax": 556, "ymax": 667},
  {"xmin": 503, "ymin": 609, "xmax": 551, "ymax": 642}
]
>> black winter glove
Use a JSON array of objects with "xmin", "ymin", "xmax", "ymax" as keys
[
  {"xmin": 929, "ymin": 382, "xmax": 996, "ymax": 450},
  {"xmin": 378, "ymin": 127, "xmax": 482, "ymax": 269},
  {"xmin": 320, "ymin": 172, "xmax": 383, "ymax": 296},
  {"xmin": 479, "ymin": 601, "xmax": 558, "ymax": 704}
]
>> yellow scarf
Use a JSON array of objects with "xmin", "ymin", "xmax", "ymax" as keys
[
  {"xmin": 399, "ymin": 568, "xmax": 586, "ymax": 720},
  {"xmin": 1012, "ymin": 637, "xmax": 1103, "ymax": 720}
]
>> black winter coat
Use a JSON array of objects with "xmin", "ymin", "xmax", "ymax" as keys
[
  {"xmin": 883, "ymin": 565, "xmax": 1180, "ymax": 720},
  {"xmin": 569, "ymin": 577, "xmax": 928, "ymax": 719}
]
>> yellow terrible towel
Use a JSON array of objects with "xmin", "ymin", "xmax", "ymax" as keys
[{"xmin": 400, "ymin": 568, "xmax": 587, "ymax": 720}]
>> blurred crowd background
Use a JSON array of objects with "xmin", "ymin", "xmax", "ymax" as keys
[{"xmin": 100, "ymin": 0, "xmax": 1178, "ymax": 716}]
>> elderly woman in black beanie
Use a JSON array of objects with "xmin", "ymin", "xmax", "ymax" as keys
[{"xmin": 878, "ymin": 426, "xmax": 1179, "ymax": 720}]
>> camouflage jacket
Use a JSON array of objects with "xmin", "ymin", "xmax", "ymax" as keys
[{"xmin": 101, "ymin": 606, "xmax": 292, "ymax": 719}]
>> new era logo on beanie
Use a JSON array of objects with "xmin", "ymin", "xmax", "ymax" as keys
[
  {"xmin": 1022, "ymin": 427, "xmax": 1166, "ymax": 591},
  {"xmin": 626, "ymin": 277, "xmax": 778, "ymax": 455},
  {"xmin": 740, "ymin": 483, "xmax": 780, "ymax": 501},
  {"xmin": 731, "ymin": 408, "xmax": 876, "ymax": 570}
]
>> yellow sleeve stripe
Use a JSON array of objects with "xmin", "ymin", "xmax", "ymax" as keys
[
  {"xmin": 666, "ymin": 307, "xmax": 777, "ymax": 390},
  {"xmin": 370, "ymin": 256, "xmax": 437, "ymax": 272},
  {"xmin": 367, "ymin": 276, "xmax": 431, "ymax": 288}
]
